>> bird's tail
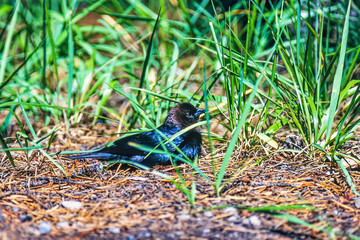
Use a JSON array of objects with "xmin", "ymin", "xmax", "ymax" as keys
[{"xmin": 67, "ymin": 152, "xmax": 117, "ymax": 161}]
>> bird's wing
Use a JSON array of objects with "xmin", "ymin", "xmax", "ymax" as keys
[
  {"xmin": 176, "ymin": 130, "xmax": 202, "ymax": 160},
  {"xmin": 101, "ymin": 130, "xmax": 168, "ymax": 156}
]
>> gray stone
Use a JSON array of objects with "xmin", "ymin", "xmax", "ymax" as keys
[
  {"xmin": 202, "ymin": 228, "xmax": 211, "ymax": 234},
  {"xmin": 177, "ymin": 214, "xmax": 191, "ymax": 221},
  {"xmin": 127, "ymin": 235, "xmax": 136, "ymax": 240},
  {"xmin": 11, "ymin": 207, "xmax": 20, "ymax": 213},
  {"xmin": 243, "ymin": 215, "xmax": 261, "ymax": 228},
  {"xmin": 228, "ymin": 215, "xmax": 238, "ymax": 222},
  {"xmin": 0, "ymin": 208, "xmax": 4, "ymax": 222},
  {"xmin": 229, "ymin": 231, "xmax": 239, "ymax": 238},
  {"xmin": 223, "ymin": 207, "xmax": 237, "ymax": 214},
  {"xmin": 203, "ymin": 211, "xmax": 214, "ymax": 218},
  {"xmin": 19, "ymin": 214, "xmax": 32, "ymax": 222},
  {"xmin": 61, "ymin": 200, "xmax": 83, "ymax": 210},
  {"xmin": 138, "ymin": 231, "xmax": 151, "ymax": 238},
  {"xmin": 175, "ymin": 231, "xmax": 185, "ymax": 236},
  {"xmin": 39, "ymin": 222, "xmax": 52, "ymax": 234},
  {"xmin": 108, "ymin": 227, "xmax": 121, "ymax": 234},
  {"xmin": 130, "ymin": 177, "xmax": 148, "ymax": 181},
  {"xmin": 26, "ymin": 226, "xmax": 40, "ymax": 236},
  {"xmin": 56, "ymin": 221, "xmax": 70, "ymax": 228},
  {"xmin": 354, "ymin": 197, "xmax": 360, "ymax": 209}
]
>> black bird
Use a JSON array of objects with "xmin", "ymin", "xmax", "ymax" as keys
[{"xmin": 68, "ymin": 103, "xmax": 205, "ymax": 167}]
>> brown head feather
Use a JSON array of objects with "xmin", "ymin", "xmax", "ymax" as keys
[{"xmin": 164, "ymin": 103, "xmax": 205, "ymax": 129}]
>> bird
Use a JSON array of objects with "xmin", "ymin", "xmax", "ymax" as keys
[{"xmin": 67, "ymin": 103, "xmax": 205, "ymax": 167}]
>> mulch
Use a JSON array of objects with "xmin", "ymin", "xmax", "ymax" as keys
[{"xmin": 0, "ymin": 122, "xmax": 359, "ymax": 240}]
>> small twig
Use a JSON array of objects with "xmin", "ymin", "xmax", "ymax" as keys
[
  {"xmin": 249, "ymin": 181, "xmax": 300, "ymax": 188},
  {"xmin": 32, "ymin": 177, "xmax": 98, "ymax": 189},
  {"xmin": 293, "ymin": 143, "xmax": 312, "ymax": 160},
  {"xmin": 108, "ymin": 163, "xmax": 123, "ymax": 181},
  {"xmin": 70, "ymin": 164, "xmax": 105, "ymax": 179},
  {"xmin": 236, "ymin": 180, "xmax": 315, "ymax": 188},
  {"xmin": 23, "ymin": 180, "xmax": 49, "ymax": 188},
  {"xmin": 0, "ymin": 190, "xmax": 48, "ymax": 209}
]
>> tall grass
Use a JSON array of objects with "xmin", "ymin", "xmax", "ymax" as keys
[{"xmin": 0, "ymin": 0, "xmax": 359, "ymax": 200}]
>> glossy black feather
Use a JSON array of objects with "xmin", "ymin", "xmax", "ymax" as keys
[{"xmin": 68, "ymin": 103, "xmax": 205, "ymax": 166}]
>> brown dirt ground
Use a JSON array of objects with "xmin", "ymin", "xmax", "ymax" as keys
[{"xmin": 0, "ymin": 123, "xmax": 360, "ymax": 240}]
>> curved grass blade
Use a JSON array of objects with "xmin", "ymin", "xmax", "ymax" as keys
[
  {"xmin": 325, "ymin": 0, "xmax": 352, "ymax": 142},
  {"xmin": 138, "ymin": 8, "xmax": 161, "ymax": 92},
  {"xmin": 16, "ymin": 92, "xmax": 66, "ymax": 174},
  {"xmin": 16, "ymin": 92, "xmax": 37, "ymax": 141},
  {"xmin": 313, "ymin": 143, "xmax": 360, "ymax": 196},
  {"xmin": 0, "ymin": 132, "xmax": 15, "ymax": 167},
  {"xmin": 0, "ymin": 39, "xmax": 44, "ymax": 91},
  {"xmin": 0, "ymin": 0, "xmax": 20, "ymax": 86}
]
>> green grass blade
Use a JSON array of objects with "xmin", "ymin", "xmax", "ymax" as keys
[
  {"xmin": 334, "ymin": 154, "xmax": 359, "ymax": 196},
  {"xmin": 215, "ymin": 69, "xmax": 262, "ymax": 195},
  {"xmin": 94, "ymin": 11, "xmax": 153, "ymax": 21},
  {"xmin": 16, "ymin": 92, "xmax": 38, "ymax": 141},
  {"xmin": 138, "ymin": 8, "xmax": 161, "ymax": 91},
  {"xmin": 0, "ymin": 132, "xmax": 15, "ymax": 167},
  {"xmin": 0, "ymin": 0, "xmax": 20, "ymax": 86},
  {"xmin": 0, "ymin": 39, "xmax": 44, "ymax": 91},
  {"xmin": 67, "ymin": 5, "xmax": 74, "ymax": 118},
  {"xmin": 71, "ymin": 0, "xmax": 106, "ymax": 24},
  {"xmin": 325, "ymin": 0, "xmax": 352, "ymax": 142},
  {"xmin": 45, "ymin": 2, "xmax": 59, "ymax": 86},
  {"xmin": 272, "ymin": 213, "xmax": 325, "ymax": 232},
  {"xmin": 42, "ymin": 0, "xmax": 47, "ymax": 88}
]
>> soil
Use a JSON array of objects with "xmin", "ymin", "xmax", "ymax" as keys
[{"xmin": 0, "ymin": 123, "xmax": 359, "ymax": 240}]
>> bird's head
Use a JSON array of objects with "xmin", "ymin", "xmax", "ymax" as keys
[{"xmin": 164, "ymin": 103, "xmax": 205, "ymax": 129}]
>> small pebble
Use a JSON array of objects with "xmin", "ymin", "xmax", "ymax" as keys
[
  {"xmin": 250, "ymin": 215, "xmax": 262, "ymax": 228},
  {"xmin": 177, "ymin": 214, "xmax": 191, "ymax": 221},
  {"xmin": 223, "ymin": 207, "xmax": 237, "ymax": 214},
  {"xmin": 19, "ymin": 214, "xmax": 33, "ymax": 222},
  {"xmin": 61, "ymin": 200, "xmax": 83, "ymax": 210},
  {"xmin": 72, "ymin": 222, "xmax": 84, "ymax": 228},
  {"xmin": 73, "ymin": 192, "xmax": 84, "ymax": 196},
  {"xmin": 56, "ymin": 221, "xmax": 70, "ymax": 228},
  {"xmin": 108, "ymin": 227, "xmax": 121, "ymax": 234},
  {"xmin": 229, "ymin": 231, "xmax": 239, "ymax": 238},
  {"xmin": 228, "ymin": 215, "xmax": 238, "ymax": 222},
  {"xmin": 135, "ymin": 185, "xmax": 143, "ymax": 190},
  {"xmin": 354, "ymin": 197, "xmax": 360, "ymax": 209},
  {"xmin": 243, "ymin": 215, "xmax": 261, "ymax": 228},
  {"xmin": 26, "ymin": 226, "xmax": 40, "ymax": 236},
  {"xmin": 39, "ymin": 222, "xmax": 52, "ymax": 234},
  {"xmin": 203, "ymin": 211, "xmax": 214, "ymax": 218},
  {"xmin": 202, "ymin": 228, "xmax": 211, "ymax": 234},
  {"xmin": 127, "ymin": 234, "xmax": 136, "ymax": 240},
  {"xmin": 0, "ymin": 208, "xmax": 4, "ymax": 222},
  {"xmin": 167, "ymin": 234, "xmax": 175, "ymax": 238},
  {"xmin": 11, "ymin": 207, "xmax": 20, "ymax": 213},
  {"xmin": 130, "ymin": 177, "xmax": 148, "ymax": 181},
  {"xmin": 138, "ymin": 231, "xmax": 151, "ymax": 238},
  {"xmin": 175, "ymin": 231, "xmax": 185, "ymax": 236},
  {"xmin": 325, "ymin": 170, "xmax": 335, "ymax": 175}
]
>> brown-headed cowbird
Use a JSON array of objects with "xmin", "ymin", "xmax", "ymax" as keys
[{"xmin": 68, "ymin": 103, "xmax": 205, "ymax": 166}]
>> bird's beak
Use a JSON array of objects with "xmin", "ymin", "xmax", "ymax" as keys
[{"xmin": 195, "ymin": 108, "xmax": 206, "ymax": 117}]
